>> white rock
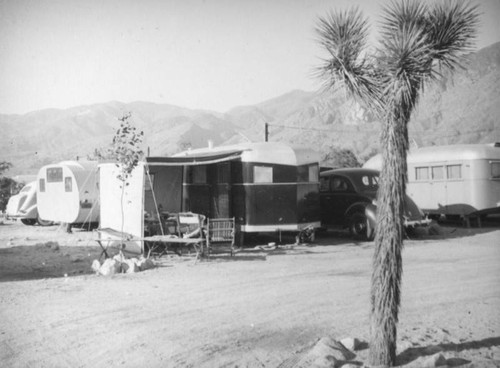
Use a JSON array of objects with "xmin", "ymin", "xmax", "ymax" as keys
[
  {"xmin": 99, "ymin": 258, "xmax": 122, "ymax": 276},
  {"xmin": 310, "ymin": 337, "xmax": 356, "ymax": 361},
  {"xmin": 397, "ymin": 340, "xmax": 414, "ymax": 353},
  {"xmin": 341, "ymin": 337, "xmax": 362, "ymax": 351},
  {"xmin": 91, "ymin": 259, "xmax": 101, "ymax": 273},
  {"xmin": 123, "ymin": 259, "xmax": 139, "ymax": 273},
  {"xmin": 311, "ymin": 354, "xmax": 338, "ymax": 368},
  {"xmin": 403, "ymin": 352, "xmax": 447, "ymax": 368},
  {"xmin": 138, "ymin": 257, "xmax": 155, "ymax": 271},
  {"xmin": 113, "ymin": 254, "xmax": 125, "ymax": 263}
]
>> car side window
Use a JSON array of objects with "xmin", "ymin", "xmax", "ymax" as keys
[{"xmin": 331, "ymin": 176, "xmax": 349, "ymax": 192}]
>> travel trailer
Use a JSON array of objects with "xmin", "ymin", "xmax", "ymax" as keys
[
  {"xmin": 98, "ymin": 142, "xmax": 321, "ymax": 255},
  {"xmin": 363, "ymin": 143, "xmax": 500, "ymax": 219},
  {"xmin": 37, "ymin": 160, "xmax": 100, "ymax": 226}
]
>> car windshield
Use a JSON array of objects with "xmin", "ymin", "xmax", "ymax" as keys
[{"xmin": 20, "ymin": 185, "xmax": 32, "ymax": 193}]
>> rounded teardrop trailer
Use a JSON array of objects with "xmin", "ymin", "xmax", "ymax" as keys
[{"xmin": 37, "ymin": 160, "xmax": 100, "ymax": 227}]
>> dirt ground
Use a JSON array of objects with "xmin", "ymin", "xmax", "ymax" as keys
[{"xmin": 0, "ymin": 218, "xmax": 499, "ymax": 368}]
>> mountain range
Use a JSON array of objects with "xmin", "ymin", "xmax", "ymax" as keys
[{"xmin": 1, "ymin": 42, "xmax": 499, "ymax": 177}]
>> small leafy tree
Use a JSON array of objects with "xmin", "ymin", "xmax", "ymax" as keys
[
  {"xmin": 110, "ymin": 113, "xmax": 144, "ymax": 256},
  {"xmin": 0, "ymin": 161, "xmax": 12, "ymax": 175},
  {"xmin": 0, "ymin": 162, "xmax": 23, "ymax": 214}
]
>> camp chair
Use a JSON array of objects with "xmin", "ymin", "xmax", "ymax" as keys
[
  {"xmin": 145, "ymin": 212, "xmax": 206, "ymax": 259},
  {"xmin": 160, "ymin": 212, "xmax": 181, "ymax": 237},
  {"xmin": 174, "ymin": 212, "xmax": 206, "ymax": 258},
  {"xmin": 206, "ymin": 217, "xmax": 236, "ymax": 256}
]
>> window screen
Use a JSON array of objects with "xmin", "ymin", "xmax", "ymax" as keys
[
  {"xmin": 39, "ymin": 179, "xmax": 45, "ymax": 192},
  {"xmin": 415, "ymin": 167, "xmax": 429, "ymax": 181},
  {"xmin": 64, "ymin": 177, "xmax": 72, "ymax": 192},
  {"xmin": 254, "ymin": 166, "xmax": 273, "ymax": 183},
  {"xmin": 308, "ymin": 164, "xmax": 319, "ymax": 182},
  {"xmin": 192, "ymin": 166, "xmax": 207, "ymax": 184},
  {"xmin": 431, "ymin": 166, "xmax": 444, "ymax": 180},
  {"xmin": 47, "ymin": 167, "xmax": 63, "ymax": 182},
  {"xmin": 446, "ymin": 165, "xmax": 462, "ymax": 179}
]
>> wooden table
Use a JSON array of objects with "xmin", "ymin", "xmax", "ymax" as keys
[{"xmin": 94, "ymin": 228, "xmax": 206, "ymax": 260}]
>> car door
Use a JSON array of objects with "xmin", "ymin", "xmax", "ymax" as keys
[{"xmin": 320, "ymin": 174, "xmax": 358, "ymax": 226}]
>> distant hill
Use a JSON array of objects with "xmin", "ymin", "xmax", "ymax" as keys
[{"xmin": 1, "ymin": 42, "xmax": 499, "ymax": 177}]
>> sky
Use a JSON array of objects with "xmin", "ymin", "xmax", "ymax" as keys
[{"xmin": 1, "ymin": 0, "xmax": 499, "ymax": 115}]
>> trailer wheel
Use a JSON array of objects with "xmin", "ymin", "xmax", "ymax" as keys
[
  {"xmin": 349, "ymin": 212, "xmax": 374, "ymax": 241},
  {"xmin": 21, "ymin": 218, "xmax": 37, "ymax": 226}
]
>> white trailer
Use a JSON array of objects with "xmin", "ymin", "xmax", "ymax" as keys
[
  {"xmin": 37, "ymin": 160, "xmax": 99, "ymax": 225},
  {"xmin": 363, "ymin": 143, "xmax": 500, "ymax": 219}
]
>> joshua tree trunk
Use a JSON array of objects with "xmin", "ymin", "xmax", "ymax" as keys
[{"xmin": 369, "ymin": 112, "xmax": 408, "ymax": 366}]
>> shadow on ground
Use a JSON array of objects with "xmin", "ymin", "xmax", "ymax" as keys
[
  {"xmin": 0, "ymin": 243, "xmax": 101, "ymax": 282},
  {"xmin": 396, "ymin": 336, "xmax": 500, "ymax": 366}
]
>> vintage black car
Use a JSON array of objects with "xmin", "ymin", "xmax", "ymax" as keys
[{"xmin": 320, "ymin": 168, "xmax": 430, "ymax": 240}]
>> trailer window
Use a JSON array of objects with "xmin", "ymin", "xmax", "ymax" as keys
[
  {"xmin": 447, "ymin": 165, "xmax": 462, "ymax": 180},
  {"xmin": 39, "ymin": 179, "xmax": 45, "ymax": 192},
  {"xmin": 415, "ymin": 167, "xmax": 429, "ymax": 181},
  {"xmin": 297, "ymin": 164, "xmax": 318, "ymax": 182},
  {"xmin": 187, "ymin": 166, "xmax": 207, "ymax": 184},
  {"xmin": 253, "ymin": 166, "xmax": 273, "ymax": 183},
  {"xmin": 47, "ymin": 167, "xmax": 63, "ymax": 183},
  {"xmin": 491, "ymin": 162, "xmax": 500, "ymax": 179},
  {"xmin": 217, "ymin": 163, "xmax": 230, "ymax": 183},
  {"xmin": 64, "ymin": 177, "xmax": 72, "ymax": 192},
  {"xmin": 297, "ymin": 165, "xmax": 308, "ymax": 182},
  {"xmin": 431, "ymin": 166, "xmax": 444, "ymax": 180},
  {"xmin": 308, "ymin": 164, "xmax": 319, "ymax": 182}
]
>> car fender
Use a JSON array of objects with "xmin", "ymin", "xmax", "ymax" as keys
[
  {"xmin": 345, "ymin": 202, "xmax": 376, "ymax": 228},
  {"xmin": 23, "ymin": 204, "xmax": 38, "ymax": 219},
  {"xmin": 364, "ymin": 203, "xmax": 377, "ymax": 230}
]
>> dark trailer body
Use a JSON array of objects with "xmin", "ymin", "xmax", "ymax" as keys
[{"xmin": 146, "ymin": 142, "xmax": 321, "ymax": 237}]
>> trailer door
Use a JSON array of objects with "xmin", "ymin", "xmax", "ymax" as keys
[{"xmin": 211, "ymin": 162, "xmax": 231, "ymax": 218}]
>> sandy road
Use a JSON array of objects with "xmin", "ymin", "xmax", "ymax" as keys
[{"xmin": 0, "ymin": 220, "xmax": 499, "ymax": 367}]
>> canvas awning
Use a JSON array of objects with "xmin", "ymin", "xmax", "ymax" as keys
[{"xmin": 145, "ymin": 150, "xmax": 243, "ymax": 166}]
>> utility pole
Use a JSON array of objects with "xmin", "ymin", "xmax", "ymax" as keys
[{"xmin": 265, "ymin": 123, "xmax": 269, "ymax": 142}]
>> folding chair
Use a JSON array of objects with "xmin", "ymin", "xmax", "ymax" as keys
[
  {"xmin": 206, "ymin": 217, "xmax": 236, "ymax": 256},
  {"xmin": 176, "ymin": 212, "xmax": 206, "ymax": 258}
]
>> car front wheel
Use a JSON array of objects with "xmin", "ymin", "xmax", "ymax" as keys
[
  {"xmin": 21, "ymin": 218, "xmax": 37, "ymax": 226},
  {"xmin": 349, "ymin": 212, "xmax": 374, "ymax": 241}
]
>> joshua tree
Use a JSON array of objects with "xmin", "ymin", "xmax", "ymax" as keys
[{"xmin": 315, "ymin": 1, "xmax": 478, "ymax": 365}]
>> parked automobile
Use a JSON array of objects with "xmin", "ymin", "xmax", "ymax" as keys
[
  {"xmin": 5, "ymin": 181, "xmax": 52, "ymax": 226},
  {"xmin": 319, "ymin": 168, "xmax": 430, "ymax": 240}
]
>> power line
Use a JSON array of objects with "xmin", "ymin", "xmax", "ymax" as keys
[{"xmin": 266, "ymin": 122, "xmax": 497, "ymax": 140}]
